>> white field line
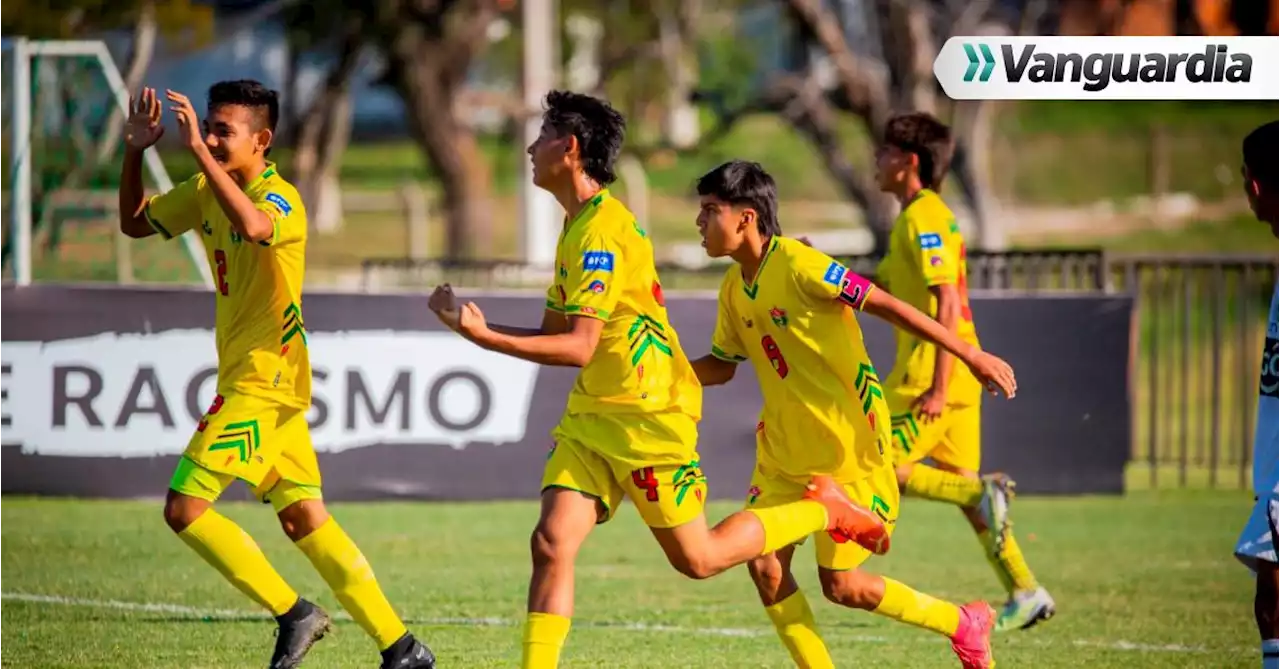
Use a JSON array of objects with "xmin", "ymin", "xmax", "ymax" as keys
[{"xmin": 0, "ymin": 592, "xmax": 1234, "ymax": 655}]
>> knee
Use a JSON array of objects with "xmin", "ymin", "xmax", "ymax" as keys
[
  {"xmin": 529, "ymin": 522, "xmax": 579, "ymax": 569},
  {"xmin": 747, "ymin": 554, "xmax": 786, "ymax": 591},
  {"xmin": 163, "ymin": 493, "xmax": 208, "ymax": 534},
  {"xmin": 894, "ymin": 463, "xmax": 913, "ymax": 490},
  {"xmin": 277, "ymin": 499, "xmax": 330, "ymax": 542},
  {"xmin": 668, "ymin": 551, "xmax": 717, "ymax": 580},
  {"xmin": 820, "ymin": 570, "xmax": 880, "ymax": 610}
]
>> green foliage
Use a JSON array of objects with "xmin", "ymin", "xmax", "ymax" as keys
[{"xmin": 2, "ymin": 0, "xmax": 213, "ymax": 46}]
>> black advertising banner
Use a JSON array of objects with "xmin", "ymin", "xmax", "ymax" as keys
[{"xmin": 1, "ymin": 285, "xmax": 1132, "ymax": 500}]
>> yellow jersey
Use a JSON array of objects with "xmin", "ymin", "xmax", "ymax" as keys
[
  {"xmin": 711, "ymin": 236, "xmax": 890, "ymax": 482},
  {"xmin": 544, "ymin": 190, "xmax": 702, "ymax": 420},
  {"xmin": 144, "ymin": 162, "xmax": 310, "ymax": 410},
  {"xmin": 876, "ymin": 189, "xmax": 982, "ymax": 405}
]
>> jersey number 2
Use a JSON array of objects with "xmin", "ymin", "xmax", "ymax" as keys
[
  {"xmin": 214, "ymin": 249, "xmax": 229, "ymax": 296},
  {"xmin": 761, "ymin": 335, "xmax": 789, "ymax": 379}
]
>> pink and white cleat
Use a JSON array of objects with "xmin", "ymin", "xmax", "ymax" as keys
[{"xmin": 950, "ymin": 601, "xmax": 997, "ymax": 668}]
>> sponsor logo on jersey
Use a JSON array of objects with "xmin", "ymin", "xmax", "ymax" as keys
[
  {"xmin": 929, "ymin": 254, "xmax": 944, "ymax": 267},
  {"xmin": 823, "ymin": 261, "xmax": 847, "ymax": 286},
  {"xmin": 1261, "ymin": 336, "xmax": 1278, "ymax": 398},
  {"xmin": 919, "ymin": 232, "xmax": 944, "ymax": 250},
  {"xmin": 265, "ymin": 192, "xmax": 293, "ymax": 216},
  {"xmin": 583, "ymin": 250, "xmax": 615, "ymax": 272}
]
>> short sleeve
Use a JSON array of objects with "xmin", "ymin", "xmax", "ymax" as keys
[
  {"xmin": 563, "ymin": 229, "xmax": 625, "ymax": 320},
  {"xmin": 791, "ymin": 245, "xmax": 875, "ymax": 311},
  {"xmin": 711, "ymin": 278, "xmax": 748, "ymax": 363},
  {"xmin": 908, "ymin": 212, "xmax": 960, "ymax": 287},
  {"xmin": 143, "ymin": 175, "xmax": 202, "ymax": 240},
  {"xmin": 545, "ymin": 282, "xmax": 566, "ymax": 312},
  {"xmin": 254, "ymin": 185, "xmax": 305, "ymax": 247}
]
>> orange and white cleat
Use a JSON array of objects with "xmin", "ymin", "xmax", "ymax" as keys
[
  {"xmin": 950, "ymin": 601, "xmax": 997, "ymax": 668},
  {"xmin": 802, "ymin": 475, "xmax": 890, "ymax": 555}
]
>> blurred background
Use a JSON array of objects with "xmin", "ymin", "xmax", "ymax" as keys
[{"xmin": 1, "ymin": 0, "xmax": 1277, "ymax": 491}]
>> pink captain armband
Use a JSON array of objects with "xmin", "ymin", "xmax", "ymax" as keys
[{"xmin": 837, "ymin": 271, "xmax": 874, "ymax": 310}]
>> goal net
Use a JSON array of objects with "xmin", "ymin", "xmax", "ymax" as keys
[{"xmin": 2, "ymin": 38, "xmax": 211, "ymax": 287}]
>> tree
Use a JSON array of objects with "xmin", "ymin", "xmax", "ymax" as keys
[{"xmin": 352, "ymin": 0, "xmax": 506, "ymax": 260}]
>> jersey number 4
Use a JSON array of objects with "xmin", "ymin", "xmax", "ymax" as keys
[
  {"xmin": 214, "ymin": 249, "xmax": 230, "ymax": 296},
  {"xmin": 761, "ymin": 335, "xmax": 789, "ymax": 379}
]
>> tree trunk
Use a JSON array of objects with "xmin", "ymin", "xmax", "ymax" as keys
[
  {"xmin": 392, "ymin": 47, "xmax": 491, "ymax": 261},
  {"xmin": 291, "ymin": 26, "xmax": 361, "ymax": 234},
  {"xmin": 96, "ymin": 0, "xmax": 157, "ymax": 165}
]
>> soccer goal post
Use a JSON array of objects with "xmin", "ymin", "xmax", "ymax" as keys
[{"xmin": 4, "ymin": 37, "xmax": 213, "ymax": 288}]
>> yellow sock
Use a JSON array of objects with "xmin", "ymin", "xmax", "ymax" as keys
[
  {"xmin": 872, "ymin": 576, "xmax": 961, "ymax": 637},
  {"xmin": 904, "ymin": 466, "xmax": 984, "ymax": 506},
  {"xmin": 747, "ymin": 501, "xmax": 829, "ymax": 555},
  {"xmin": 294, "ymin": 518, "xmax": 407, "ymax": 650},
  {"xmin": 979, "ymin": 530, "xmax": 1039, "ymax": 593},
  {"xmin": 522, "ymin": 612, "xmax": 571, "ymax": 669},
  {"xmin": 178, "ymin": 510, "xmax": 298, "ymax": 616},
  {"xmin": 764, "ymin": 591, "xmax": 834, "ymax": 669}
]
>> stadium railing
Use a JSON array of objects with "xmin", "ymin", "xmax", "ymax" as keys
[{"xmin": 360, "ymin": 250, "xmax": 1277, "ymax": 490}]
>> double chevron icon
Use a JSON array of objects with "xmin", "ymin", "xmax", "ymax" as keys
[{"xmin": 628, "ymin": 315, "xmax": 673, "ymax": 366}]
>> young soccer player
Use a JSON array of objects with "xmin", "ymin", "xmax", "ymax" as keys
[
  {"xmin": 1233, "ymin": 119, "xmax": 1278, "ymax": 669},
  {"xmin": 118, "ymin": 81, "xmax": 434, "ymax": 669},
  {"xmin": 873, "ymin": 112, "xmax": 1054, "ymax": 632},
  {"xmin": 691, "ymin": 160, "xmax": 1014, "ymax": 669},
  {"xmin": 427, "ymin": 91, "xmax": 889, "ymax": 669}
]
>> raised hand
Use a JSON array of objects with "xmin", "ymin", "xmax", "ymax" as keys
[
  {"xmin": 124, "ymin": 87, "xmax": 164, "ymax": 151},
  {"xmin": 165, "ymin": 89, "xmax": 203, "ymax": 151}
]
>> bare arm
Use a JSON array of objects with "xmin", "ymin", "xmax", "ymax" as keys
[
  {"xmin": 470, "ymin": 312, "xmax": 603, "ymax": 368},
  {"xmin": 193, "ymin": 147, "xmax": 275, "ymax": 243},
  {"xmin": 118, "ymin": 148, "xmax": 156, "ymax": 239},
  {"xmin": 485, "ymin": 309, "xmax": 568, "ymax": 338},
  {"xmin": 926, "ymin": 284, "xmax": 961, "ymax": 392},
  {"xmin": 863, "ymin": 287, "xmax": 976, "ymax": 364},
  {"xmin": 692, "ymin": 354, "xmax": 738, "ymax": 387}
]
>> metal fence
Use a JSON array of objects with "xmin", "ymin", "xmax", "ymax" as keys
[{"xmin": 361, "ymin": 249, "xmax": 1278, "ymax": 489}]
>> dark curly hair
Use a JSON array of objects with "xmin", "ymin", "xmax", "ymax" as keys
[
  {"xmin": 883, "ymin": 112, "xmax": 954, "ymax": 190},
  {"xmin": 543, "ymin": 90, "xmax": 626, "ymax": 186},
  {"xmin": 696, "ymin": 160, "xmax": 781, "ymax": 238}
]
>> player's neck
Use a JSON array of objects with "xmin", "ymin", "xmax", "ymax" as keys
[
  {"xmin": 895, "ymin": 179, "xmax": 925, "ymax": 208},
  {"xmin": 230, "ymin": 160, "xmax": 269, "ymax": 188},
  {"xmin": 555, "ymin": 173, "xmax": 604, "ymax": 223},
  {"xmin": 733, "ymin": 235, "xmax": 770, "ymax": 283}
]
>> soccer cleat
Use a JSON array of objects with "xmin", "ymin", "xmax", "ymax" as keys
[
  {"xmin": 994, "ymin": 587, "xmax": 1056, "ymax": 632},
  {"xmin": 379, "ymin": 633, "xmax": 437, "ymax": 669},
  {"xmin": 950, "ymin": 601, "xmax": 997, "ymax": 668},
  {"xmin": 268, "ymin": 598, "xmax": 331, "ymax": 669},
  {"xmin": 978, "ymin": 474, "xmax": 1014, "ymax": 557},
  {"xmin": 803, "ymin": 475, "xmax": 890, "ymax": 555}
]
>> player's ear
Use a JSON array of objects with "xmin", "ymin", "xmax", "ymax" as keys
[
  {"xmin": 254, "ymin": 127, "xmax": 273, "ymax": 156},
  {"xmin": 563, "ymin": 133, "xmax": 579, "ymax": 159},
  {"xmin": 739, "ymin": 207, "xmax": 756, "ymax": 234}
]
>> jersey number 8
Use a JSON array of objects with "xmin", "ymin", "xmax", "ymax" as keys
[{"xmin": 761, "ymin": 335, "xmax": 789, "ymax": 379}]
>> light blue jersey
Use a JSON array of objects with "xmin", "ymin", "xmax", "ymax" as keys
[{"xmin": 1254, "ymin": 284, "xmax": 1278, "ymax": 497}]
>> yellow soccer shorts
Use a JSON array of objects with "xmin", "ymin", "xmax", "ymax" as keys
[
  {"xmin": 745, "ymin": 463, "xmax": 900, "ymax": 571},
  {"xmin": 886, "ymin": 391, "xmax": 982, "ymax": 473},
  {"xmin": 169, "ymin": 392, "xmax": 322, "ymax": 513},
  {"xmin": 542, "ymin": 411, "xmax": 707, "ymax": 529}
]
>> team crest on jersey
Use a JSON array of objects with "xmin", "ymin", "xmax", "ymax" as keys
[
  {"xmin": 769, "ymin": 306, "xmax": 788, "ymax": 328},
  {"xmin": 747, "ymin": 485, "xmax": 762, "ymax": 505},
  {"xmin": 265, "ymin": 192, "xmax": 293, "ymax": 216},
  {"xmin": 586, "ymin": 279, "xmax": 606, "ymax": 294},
  {"xmin": 929, "ymin": 254, "xmax": 944, "ymax": 267}
]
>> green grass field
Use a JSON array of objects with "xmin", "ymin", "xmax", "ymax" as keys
[{"xmin": 0, "ymin": 492, "xmax": 1262, "ymax": 668}]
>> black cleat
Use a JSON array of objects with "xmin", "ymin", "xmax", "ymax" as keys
[
  {"xmin": 268, "ymin": 598, "xmax": 332, "ymax": 669},
  {"xmin": 379, "ymin": 633, "xmax": 436, "ymax": 669}
]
